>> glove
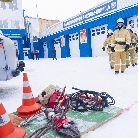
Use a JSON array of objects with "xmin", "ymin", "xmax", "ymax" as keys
[
  {"xmin": 125, "ymin": 44, "xmax": 129, "ymax": 52},
  {"xmin": 102, "ymin": 47, "xmax": 105, "ymax": 51},
  {"xmin": 8, "ymin": 114, "xmax": 22, "ymax": 127},
  {"xmin": 136, "ymin": 47, "xmax": 138, "ymax": 53},
  {"xmin": 111, "ymin": 47, "xmax": 115, "ymax": 52}
]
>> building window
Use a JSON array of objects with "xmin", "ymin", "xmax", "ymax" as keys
[
  {"xmin": 101, "ymin": 31, "xmax": 105, "ymax": 34},
  {"xmin": 96, "ymin": 29, "xmax": 100, "ymax": 32},
  {"xmin": 130, "ymin": 24, "xmax": 134, "ymax": 28},
  {"xmin": 92, "ymin": 30, "xmax": 95, "ymax": 32},
  {"xmin": 101, "ymin": 27, "xmax": 105, "ymax": 30},
  {"xmin": 92, "ymin": 33, "xmax": 95, "ymax": 36},
  {"xmin": 97, "ymin": 32, "xmax": 99, "ymax": 35},
  {"xmin": 33, "ymin": 36, "xmax": 38, "ymax": 42}
]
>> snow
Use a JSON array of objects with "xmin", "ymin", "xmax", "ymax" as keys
[{"xmin": 0, "ymin": 56, "xmax": 138, "ymax": 138}]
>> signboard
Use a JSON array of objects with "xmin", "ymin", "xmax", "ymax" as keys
[
  {"xmin": 80, "ymin": 29, "xmax": 87, "ymax": 43},
  {"xmin": 63, "ymin": 0, "xmax": 117, "ymax": 28},
  {"xmin": 60, "ymin": 35, "xmax": 65, "ymax": 47}
]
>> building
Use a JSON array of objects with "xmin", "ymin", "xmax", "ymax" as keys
[
  {"xmin": 39, "ymin": 0, "xmax": 138, "ymax": 59},
  {"xmin": 0, "ymin": 0, "xmax": 26, "ymax": 60},
  {"xmin": 24, "ymin": 16, "xmax": 60, "ymax": 58}
]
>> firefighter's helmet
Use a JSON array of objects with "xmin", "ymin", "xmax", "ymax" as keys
[{"xmin": 117, "ymin": 18, "xmax": 124, "ymax": 23}]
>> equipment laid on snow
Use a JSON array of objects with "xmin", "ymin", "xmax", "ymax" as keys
[
  {"xmin": 0, "ymin": 33, "xmax": 25, "ymax": 81},
  {"xmin": 17, "ymin": 83, "xmax": 115, "ymax": 138},
  {"xmin": 69, "ymin": 87, "xmax": 115, "ymax": 112}
]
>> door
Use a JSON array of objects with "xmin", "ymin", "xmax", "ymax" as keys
[
  {"xmin": 43, "ymin": 42, "xmax": 48, "ymax": 58},
  {"xmin": 69, "ymin": 32, "xmax": 80, "ymax": 57},
  {"xmin": 91, "ymin": 24, "xmax": 108, "ymax": 57},
  {"xmin": 127, "ymin": 15, "xmax": 138, "ymax": 35},
  {"xmin": 54, "ymin": 38, "xmax": 61, "ymax": 58}
]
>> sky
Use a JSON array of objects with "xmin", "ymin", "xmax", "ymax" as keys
[
  {"xmin": 22, "ymin": 0, "xmax": 106, "ymax": 21},
  {"xmin": 1, "ymin": 57, "xmax": 138, "ymax": 138}
]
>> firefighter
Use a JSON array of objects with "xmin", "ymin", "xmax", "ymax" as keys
[
  {"xmin": 111, "ymin": 18, "xmax": 131, "ymax": 74},
  {"xmin": 125, "ymin": 25, "xmax": 137, "ymax": 67},
  {"xmin": 102, "ymin": 29, "xmax": 115, "ymax": 69}
]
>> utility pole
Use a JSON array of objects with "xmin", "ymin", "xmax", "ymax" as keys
[{"xmin": 36, "ymin": 0, "xmax": 38, "ymax": 18}]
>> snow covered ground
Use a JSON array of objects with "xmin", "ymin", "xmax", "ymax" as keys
[{"xmin": 0, "ymin": 56, "xmax": 138, "ymax": 138}]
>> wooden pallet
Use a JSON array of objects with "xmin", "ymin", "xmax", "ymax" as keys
[{"xmin": 14, "ymin": 106, "xmax": 123, "ymax": 138}]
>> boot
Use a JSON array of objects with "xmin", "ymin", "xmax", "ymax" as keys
[
  {"xmin": 126, "ymin": 65, "xmax": 129, "ymax": 68},
  {"xmin": 132, "ymin": 64, "xmax": 135, "ymax": 67},
  {"xmin": 135, "ymin": 63, "xmax": 137, "ymax": 65},
  {"xmin": 121, "ymin": 71, "xmax": 124, "ymax": 73},
  {"xmin": 111, "ymin": 66, "xmax": 114, "ymax": 69},
  {"xmin": 115, "ymin": 71, "xmax": 119, "ymax": 74}
]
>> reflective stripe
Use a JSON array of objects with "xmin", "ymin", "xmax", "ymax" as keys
[
  {"xmin": 128, "ymin": 47, "xmax": 134, "ymax": 50},
  {"xmin": 126, "ymin": 59, "xmax": 130, "ymax": 61},
  {"xmin": 23, "ymin": 93, "xmax": 34, "ymax": 99},
  {"xmin": 23, "ymin": 81, "xmax": 29, "ymax": 87},
  {"xmin": 0, "ymin": 113, "xmax": 10, "ymax": 126},
  {"xmin": 111, "ymin": 60, "xmax": 115, "ymax": 62},
  {"xmin": 115, "ymin": 64, "xmax": 126, "ymax": 66},
  {"xmin": 114, "ymin": 49, "xmax": 125, "ymax": 52},
  {"xmin": 115, "ymin": 38, "xmax": 125, "ymax": 42},
  {"xmin": 114, "ymin": 64, "xmax": 120, "ymax": 66}
]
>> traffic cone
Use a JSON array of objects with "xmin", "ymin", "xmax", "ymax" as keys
[
  {"xmin": 0, "ymin": 102, "xmax": 26, "ymax": 138},
  {"xmin": 17, "ymin": 73, "xmax": 41, "ymax": 118}
]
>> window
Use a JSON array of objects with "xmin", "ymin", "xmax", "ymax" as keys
[
  {"xmin": 92, "ymin": 33, "xmax": 95, "ymax": 36},
  {"xmin": 96, "ymin": 29, "xmax": 100, "ymax": 32},
  {"xmin": 101, "ymin": 27, "xmax": 105, "ymax": 30},
  {"xmin": 92, "ymin": 30, "xmax": 95, "ymax": 32},
  {"xmin": 97, "ymin": 32, "xmax": 100, "ymax": 35},
  {"xmin": 3, "ymin": 20, "xmax": 8, "ymax": 28},
  {"xmin": 33, "ymin": 36, "xmax": 38, "ymax": 42},
  {"xmin": 0, "ymin": 20, "xmax": 3, "ymax": 28},
  {"xmin": 101, "ymin": 31, "xmax": 105, "ymax": 34},
  {"xmin": 137, "ymin": 24, "xmax": 138, "ymax": 27},
  {"xmin": 130, "ymin": 24, "xmax": 134, "ymax": 28}
]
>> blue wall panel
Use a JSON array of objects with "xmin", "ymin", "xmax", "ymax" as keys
[
  {"xmin": 80, "ymin": 28, "xmax": 91, "ymax": 57},
  {"xmin": 47, "ymin": 39, "xmax": 54, "ymax": 58}
]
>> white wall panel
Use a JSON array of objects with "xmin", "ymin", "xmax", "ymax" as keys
[
  {"xmin": 69, "ymin": 33, "xmax": 80, "ymax": 57},
  {"xmin": 127, "ymin": 15, "xmax": 138, "ymax": 35},
  {"xmin": 43, "ymin": 42, "xmax": 48, "ymax": 58},
  {"xmin": 25, "ymin": 17, "xmax": 39, "ymax": 39},
  {"xmin": 91, "ymin": 24, "xmax": 108, "ymax": 57},
  {"xmin": 0, "ymin": 0, "xmax": 24, "ymax": 29}
]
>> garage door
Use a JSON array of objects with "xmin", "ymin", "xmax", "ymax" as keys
[
  {"xmin": 43, "ymin": 42, "xmax": 48, "ymax": 58},
  {"xmin": 91, "ymin": 24, "xmax": 108, "ymax": 57},
  {"xmin": 54, "ymin": 38, "xmax": 61, "ymax": 58},
  {"xmin": 127, "ymin": 15, "xmax": 138, "ymax": 35},
  {"xmin": 69, "ymin": 33, "xmax": 80, "ymax": 57}
]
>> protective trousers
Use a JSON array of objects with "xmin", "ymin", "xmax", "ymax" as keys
[
  {"xmin": 114, "ymin": 51, "xmax": 126, "ymax": 71},
  {"xmin": 109, "ymin": 53, "xmax": 115, "ymax": 67},
  {"xmin": 134, "ymin": 50, "xmax": 138, "ymax": 64},
  {"xmin": 126, "ymin": 49, "xmax": 135, "ymax": 65}
]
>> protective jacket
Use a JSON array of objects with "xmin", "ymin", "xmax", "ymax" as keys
[
  {"xmin": 111, "ymin": 28, "xmax": 131, "ymax": 52},
  {"xmin": 103, "ymin": 35, "xmax": 112, "ymax": 54}
]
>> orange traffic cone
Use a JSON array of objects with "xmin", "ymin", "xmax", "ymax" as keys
[
  {"xmin": 17, "ymin": 73, "xmax": 41, "ymax": 118},
  {"xmin": 0, "ymin": 102, "xmax": 26, "ymax": 138}
]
